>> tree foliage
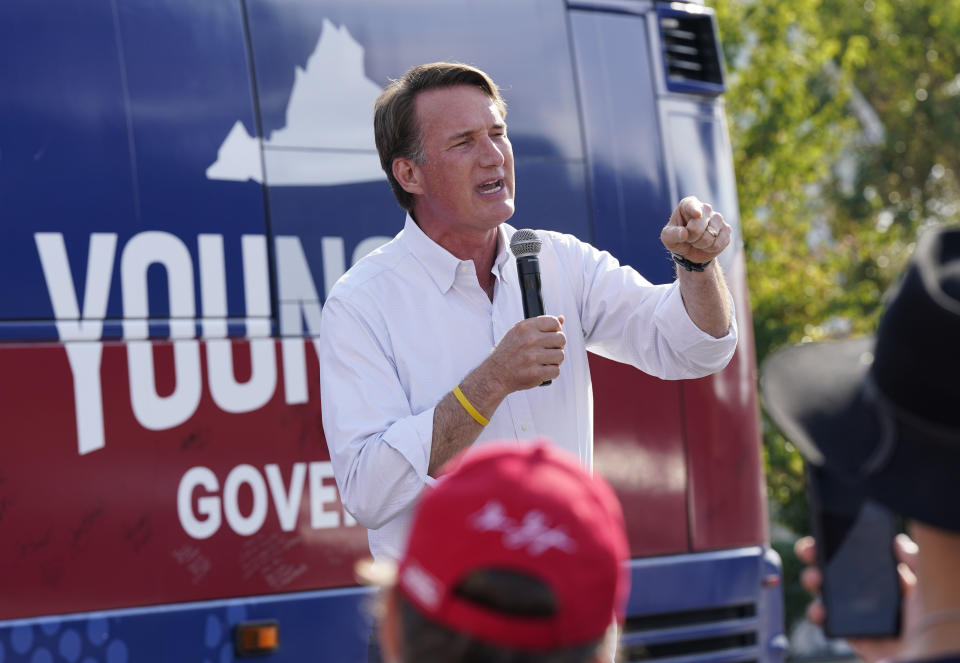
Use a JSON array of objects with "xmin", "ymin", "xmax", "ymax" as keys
[{"xmin": 712, "ymin": 0, "xmax": 960, "ymax": 628}]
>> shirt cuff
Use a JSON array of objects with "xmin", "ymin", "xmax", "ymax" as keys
[
  {"xmin": 655, "ymin": 281, "xmax": 738, "ymax": 351},
  {"xmin": 380, "ymin": 405, "xmax": 436, "ymax": 485}
]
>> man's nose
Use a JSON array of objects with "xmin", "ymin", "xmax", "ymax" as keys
[{"xmin": 479, "ymin": 136, "xmax": 506, "ymax": 167}]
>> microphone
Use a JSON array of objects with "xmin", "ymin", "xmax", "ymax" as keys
[{"xmin": 510, "ymin": 229, "xmax": 550, "ymax": 386}]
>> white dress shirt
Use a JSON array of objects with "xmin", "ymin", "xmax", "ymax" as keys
[{"xmin": 318, "ymin": 215, "xmax": 737, "ymax": 560}]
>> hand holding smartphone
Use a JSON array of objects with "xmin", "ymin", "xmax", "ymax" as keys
[{"xmin": 805, "ymin": 464, "xmax": 902, "ymax": 638}]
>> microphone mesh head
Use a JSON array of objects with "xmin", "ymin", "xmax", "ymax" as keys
[{"xmin": 510, "ymin": 229, "xmax": 542, "ymax": 258}]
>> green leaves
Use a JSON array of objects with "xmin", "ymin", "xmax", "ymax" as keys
[
  {"xmin": 713, "ymin": 0, "xmax": 959, "ymax": 628},
  {"xmin": 716, "ymin": 0, "xmax": 958, "ymax": 358}
]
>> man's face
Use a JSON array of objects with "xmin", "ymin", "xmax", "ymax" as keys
[{"xmin": 408, "ymin": 85, "xmax": 515, "ymax": 233}]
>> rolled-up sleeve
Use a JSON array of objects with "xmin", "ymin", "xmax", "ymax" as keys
[
  {"xmin": 649, "ymin": 281, "xmax": 738, "ymax": 377},
  {"xmin": 317, "ymin": 295, "xmax": 433, "ymax": 530},
  {"xmin": 552, "ymin": 233, "xmax": 737, "ymax": 379}
]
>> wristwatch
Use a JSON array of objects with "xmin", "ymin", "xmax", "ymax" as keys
[{"xmin": 671, "ymin": 253, "xmax": 713, "ymax": 272}]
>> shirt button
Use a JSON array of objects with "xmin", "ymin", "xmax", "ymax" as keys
[{"xmin": 521, "ymin": 423, "xmax": 528, "ymax": 432}]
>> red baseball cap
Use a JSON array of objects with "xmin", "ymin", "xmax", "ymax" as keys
[{"xmin": 395, "ymin": 440, "xmax": 630, "ymax": 651}]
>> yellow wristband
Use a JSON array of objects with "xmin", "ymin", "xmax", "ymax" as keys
[{"xmin": 453, "ymin": 385, "xmax": 489, "ymax": 426}]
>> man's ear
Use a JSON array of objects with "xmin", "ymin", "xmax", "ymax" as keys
[{"xmin": 392, "ymin": 157, "xmax": 423, "ymax": 196}]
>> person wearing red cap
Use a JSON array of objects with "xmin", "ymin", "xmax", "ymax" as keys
[
  {"xmin": 760, "ymin": 227, "xmax": 960, "ymax": 662},
  {"xmin": 365, "ymin": 440, "xmax": 630, "ymax": 663}
]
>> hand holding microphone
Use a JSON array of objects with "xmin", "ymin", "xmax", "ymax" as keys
[
  {"xmin": 473, "ymin": 229, "xmax": 565, "ymax": 395},
  {"xmin": 463, "ymin": 230, "xmax": 565, "ymax": 403}
]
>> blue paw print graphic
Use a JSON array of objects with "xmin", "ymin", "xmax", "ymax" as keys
[
  {"xmin": 0, "ymin": 617, "xmax": 127, "ymax": 663},
  {"xmin": 203, "ymin": 603, "xmax": 248, "ymax": 663}
]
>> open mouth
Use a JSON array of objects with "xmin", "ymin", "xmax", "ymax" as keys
[{"xmin": 477, "ymin": 179, "xmax": 504, "ymax": 195}]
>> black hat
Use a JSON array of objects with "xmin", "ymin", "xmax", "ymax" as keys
[{"xmin": 760, "ymin": 227, "xmax": 960, "ymax": 532}]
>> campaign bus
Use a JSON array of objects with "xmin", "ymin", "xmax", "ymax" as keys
[{"xmin": 0, "ymin": 1, "xmax": 785, "ymax": 661}]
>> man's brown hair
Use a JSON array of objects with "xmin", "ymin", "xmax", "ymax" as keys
[
  {"xmin": 391, "ymin": 569, "xmax": 607, "ymax": 663},
  {"xmin": 373, "ymin": 62, "xmax": 507, "ymax": 213}
]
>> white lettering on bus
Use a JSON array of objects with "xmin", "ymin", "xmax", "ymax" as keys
[
  {"xmin": 34, "ymin": 231, "xmax": 389, "ymax": 455},
  {"xmin": 200, "ymin": 234, "xmax": 276, "ymax": 413},
  {"xmin": 35, "ymin": 232, "xmax": 117, "ymax": 455},
  {"xmin": 177, "ymin": 462, "xmax": 356, "ymax": 539},
  {"xmin": 122, "ymin": 231, "xmax": 202, "ymax": 431}
]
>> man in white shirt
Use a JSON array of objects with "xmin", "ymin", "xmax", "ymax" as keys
[{"xmin": 318, "ymin": 62, "xmax": 738, "ymax": 562}]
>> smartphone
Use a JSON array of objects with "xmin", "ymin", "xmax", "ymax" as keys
[{"xmin": 805, "ymin": 464, "xmax": 902, "ymax": 638}]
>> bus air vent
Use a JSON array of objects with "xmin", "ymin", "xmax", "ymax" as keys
[
  {"xmin": 658, "ymin": 5, "xmax": 726, "ymax": 95},
  {"xmin": 620, "ymin": 602, "xmax": 759, "ymax": 662}
]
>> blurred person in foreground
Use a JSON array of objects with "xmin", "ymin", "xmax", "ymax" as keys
[
  {"xmin": 760, "ymin": 227, "xmax": 960, "ymax": 662},
  {"xmin": 359, "ymin": 439, "xmax": 629, "ymax": 663}
]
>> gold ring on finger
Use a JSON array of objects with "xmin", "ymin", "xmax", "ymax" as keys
[{"xmin": 707, "ymin": 227, "xmax": 719, "ymax": 238}]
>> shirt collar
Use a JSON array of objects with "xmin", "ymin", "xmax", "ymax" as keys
[
  {"xmin": 492, "ymin": 226, "xmax": 512, "ymax": 276},
  {"xmin": 400, "ymin": 214, "xmax": 512, "ymax": 294}
]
